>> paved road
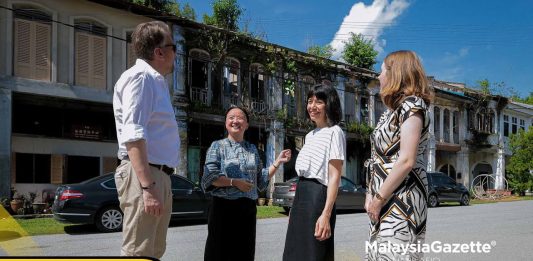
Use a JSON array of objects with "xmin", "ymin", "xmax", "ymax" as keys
[{"xmin": 2, "ymin": 200, "xmax": 533, "ymax": 260}]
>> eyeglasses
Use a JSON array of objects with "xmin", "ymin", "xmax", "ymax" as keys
[
  {"xmin": 161, "ymin": 43, "xmax": 176, "ymax": 53},
  {"xmin": 227, "ymin": 115, "xmax": 246, "ymax": 122}
]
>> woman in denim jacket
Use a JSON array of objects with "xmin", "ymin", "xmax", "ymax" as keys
[{"xmin": 201, "ymin": 105, "xmax": 291, "ymax": 261}]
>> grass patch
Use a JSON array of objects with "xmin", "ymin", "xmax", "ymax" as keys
[
  {"xmin": 256, "ymin": 206, "xmax": 287, "ymax": 219},
  {"xmin": 471, "ymin": 195, "xmax": 533, "ymax": 205},
  {"xmin": 15, "ymin": 217, "xmax": 70, "ymax": 236}
]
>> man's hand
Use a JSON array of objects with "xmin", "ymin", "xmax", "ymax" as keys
[{"xmin": 142, "ymin": 188, "xmax": 163, "ymax": 217}]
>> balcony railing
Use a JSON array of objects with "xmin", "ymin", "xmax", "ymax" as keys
[
  {"xmin": 191, "ymin": 87, "xmax": 208, "ymax": 105},
  {"xmin": 251, "ymin": 100, "xmax": 267, "ymax": 114}
]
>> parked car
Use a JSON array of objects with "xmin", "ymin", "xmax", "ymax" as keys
[
  {"xmin": 272, "ymin": 176, "xmax": 366, "ymax": 212},
  {"xmin": 53, "ymin": 173, "xmax": 211, "ymax": 232},
  {"xmin": 427, "ymin": 171, "xmax": 470, "ymax": 207}
]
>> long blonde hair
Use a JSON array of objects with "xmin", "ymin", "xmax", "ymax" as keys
[{"xmin": 380, "ymin": 50, "xmax": 434, "ymax": 109}]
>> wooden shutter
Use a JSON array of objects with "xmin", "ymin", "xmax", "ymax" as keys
[
  {"xmin": 102, "ymin": 157, "xmax": 118, "ymax": 174},
  {"xmin": 75, "ymin": 32, "xmax": 107, "ymax": 89},
  {"xmin": 14, "ymin": 18, "xmax": 51, "ymax": 81},
  {"xmin": 50, "ymin": 154, "xmax": 64, "ymax": 184},
  {"xmin": 75, "ymin": 32, "xmax": 90, "ymax": 86},
  {"xmin": 14, "ymin": 19, "xmax": 32, "ymax": 78},
  {"xmin": 34, "ymin": 22, "xmax": 51, "ymax": 81},
  {"xmin": 92, "ymin": 35, "xmax": 106, "ymax": 89}
]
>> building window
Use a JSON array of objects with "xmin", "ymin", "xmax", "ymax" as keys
[
  {"xmin": 434, "ymin": 107, "xmax": 441, "ymax": 142},
  {"xmin": 477, "ymin": 110, "xmax": 494, "ymax": 134},
  {"xmin": 511, "ymin": 117, "xmax": 518, "ymax": 134},
  {"xmin": 519, "ymin": 119, "xmax": 525, "ymax": 131},
  {"xmin": 15, "ymin": 153, "xmax": 51, "ymax": 183},
  {"xmin": 453, "ymin": 111, "xmax": 459, "ymax": 144},
  {"xmin": 443, "ymin": 109, "xmax": 450, "ymax": 143},
  {"xmin": 74, "ymin": 20, "xmax": 107, "ymax": 89},
  {"xmin": 503, "ymin": 115, "xmax": 509, "ymax": 137},
  {"xmin": 189, "ymin": 49, "xmax": 210, "ymax": 105},
  {"xmin": 250, "ymin": 64, "xmax": 267, "ymax": 114},
  {"xmin": 126, "ymin": 32, "xmax": 136, "ymax": 69},
  {"xmin": 224, "ymin": 58, "xmax": 240, "ymax": 106},
  {"xmin": 13, "ymin": 7, "xmax": 52, "ymax": 81},
  {"xmin": 439, "ymin": 164, "xmax": 457, "ymax": 181}
]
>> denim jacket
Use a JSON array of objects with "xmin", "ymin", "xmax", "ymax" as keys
[{"xmin": 201, "ymin": 138, "xmax": 269, "ymax": 200}]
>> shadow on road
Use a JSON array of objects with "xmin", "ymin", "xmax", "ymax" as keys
[{"xmin": 63, "ymin": 224, "xmax": 100, "ymax": 235}]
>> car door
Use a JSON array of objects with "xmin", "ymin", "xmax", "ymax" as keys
[
  {"xmin": 337, "ymin": 177, "xmax": 364, "ymax": 210},
  {"xmin": 170, "ymin": 176, "xmax": 205, "ymax": 218},
  {"xmin": 432, "ymin": 174, "xmax": 452, "ymax": 200},
  {"xmin": 444, "ymin": 176, "xmax": 462, "ymax": 200}
]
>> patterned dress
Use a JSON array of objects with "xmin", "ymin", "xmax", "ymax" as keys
[{"xmin": 366, "ymin": 96, "xmax": 430, "ymax": 261}]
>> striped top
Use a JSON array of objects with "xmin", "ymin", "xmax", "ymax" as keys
[{"xmin": 295, "ymin": 125, "xmax": 346, "ymax": 186}]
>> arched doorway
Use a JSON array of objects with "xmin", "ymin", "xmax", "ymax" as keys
[
  {"xmin": 472, "ymin": 163, "xmax": 494, "ymax": 189},
  {"xmin": 439, "ymin": 164, "xmax": 457, "ymax": 180}
]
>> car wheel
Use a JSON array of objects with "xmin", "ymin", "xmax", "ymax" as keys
[
  {"xmin": 283, "ymin": 207, "xmax": 291, "ymax": 213},
  {"xmin": 95, "ymin": 206, "xmax": 123, "ymax": 233},
  {"xmin": 460, "ymin": 194, "xmax": 470, "ymax": 206},
  {"xmin": 428, "ymin": 194, "xmax": 439, "ymax": 208}
]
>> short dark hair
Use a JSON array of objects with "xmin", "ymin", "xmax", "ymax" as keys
[
  {"xmin": 306, "ymin": 84, "xmax": 342, "ymax": 126},
  {"xmin": 224, "ymin": 105, "xmax": 250, "ymax": 122},
  {"xmin": 132, "ymin": 21, "xmax": 171, "ymax": 61}
]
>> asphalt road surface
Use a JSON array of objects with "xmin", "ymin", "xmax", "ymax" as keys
[{"xmin": 2, "ymin": 200, "xmax": 532, "ymax": 261}]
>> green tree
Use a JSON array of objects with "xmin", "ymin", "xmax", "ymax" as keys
[
  {"xmin": 507, "ymin": 128, "xmax": 533, "ymax": 194},
  {"xmin": 511, "ymin": 92, "xmax": 533, "ymax": 105},
  {"xmin": 307, "ymin": 44, "xmax": 335, "ymax": 59},
  {"xmin": 202, "ymin": 0, "xmax": 243, "ymax": 31},
  {"xmin": 341, "ymin": 33, "xmax": 378, "ymax": 69}
]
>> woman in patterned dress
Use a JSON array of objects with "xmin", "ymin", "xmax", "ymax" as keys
[
  {"xmin": 201, "ymin": 106, "xmax": 291, "ymax": 261},
  {"xmin": 365, "ymin": 50, "xmax": 434, "ymax": 261}
]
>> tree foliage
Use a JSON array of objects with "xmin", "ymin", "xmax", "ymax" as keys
[
  {"xmin": 511, "ymin": 92, "xmax": 533, "ymax": 105},
  {"xmin": 507, "ymin": 128, "xmax": 533, "ymax": 194},
  {"xmin": 131, "ymin": 0, "xmax": 196, "ymax": 20},
  {"xmin": 202, "ymin": 0, "xmax": 243, "ymax": 31},
  {"xmin": 341, "ymin": 33, "xmax": 378, "ymax": 69},
  {"xmin": 307, "ymin": 44, "xmax": 335, "ymax": 59}
]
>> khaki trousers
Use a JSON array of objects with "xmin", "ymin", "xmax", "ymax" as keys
[{"xmin": 115, "ymin": 160, "xmax": 172, "ymax": 259}]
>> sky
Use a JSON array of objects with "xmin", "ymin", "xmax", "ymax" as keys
[{"xmin": 187, "ymin": 0, "xmax": 533, "ymax": 97}]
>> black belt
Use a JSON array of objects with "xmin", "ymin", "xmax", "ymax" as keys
[
  {"xmin": 122, "ymin": 156, "xmax": 174, "ymax": 175},
  {"xmin": 148, "ymin": 163, "xmax": 174, "ymax": 175}
]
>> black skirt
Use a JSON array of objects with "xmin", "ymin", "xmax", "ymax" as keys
[
  {"xmin": 283, "ymin": 177, "xmax": 336, "ymax": 261},
  {"xmin": 204, "ymin": 196, "xmax": 257, "ymax": 261}
]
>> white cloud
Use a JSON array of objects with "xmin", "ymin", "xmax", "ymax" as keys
[
  {"xmin": 442, "ymin": 47, "xmax": 470, "ymax": 64},
  {"xmin": 330, "ymin": 0, "xmax": 410, "ymax": 61}
]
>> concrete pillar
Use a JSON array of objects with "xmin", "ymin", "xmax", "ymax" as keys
[
  {"xmin": 172, "ymin": 25, "xmax": 188, "ymax": 177},
  {"xmin": 495, "ymin": 148, "xmax": 506, "ymax": 189},
  {"xmin": 0, "ymin": 89, "xmax": 12, "ymax": 198},
  {"xmin": 368, "ymin": 88, "xmax": 379, "ymax": 127},
  {"xmin": 266, "ymin": 121, "xmax": 285, "ymax": 199},
  {"xmin": 427, "ymin": 104, "xmax": 436, "ymax": 172},
  {"xmin": 458, "ymin": 147, "xmax": 470, "ymax": 187},
  {"xmin": 336, "ymin": 75, "xmax": 346, "ymax": 122}
]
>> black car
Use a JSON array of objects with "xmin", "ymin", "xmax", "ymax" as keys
[
  {"xmin": 272, "ymin": 176, "xmax": 366, "ymax": 212},
  {"xmin": 53, "ymin": 173, "xmax": 211, "ymax": 232},
  {"xmin": 427, "ymin": 171, "xmax": 470, "ymax": 207}
]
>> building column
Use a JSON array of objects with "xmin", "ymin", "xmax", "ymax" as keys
[
  {"xmin": 0, "ymin": 89, "xmax": 12, "ymax": 197},
  {"xmin": 427, "ymin": 104, "xmax": 436, "ymax": 171},
  {"xmin": 336, "ymin": 75, "xmax": 346, "ymax": 122},
  {"xmin": 172, "ymin": 25, "xmax": 188, "ymax": 177},
  {"xmin": 495, "ymin": 148, "xmax": 506, "ymax": 190},
  {"xmin": 457, "ymin": 147, "xmax": 470, "ymax": 187},
  {"xmin": 266, "ymin": 72, "xmax": 285, "ymax": 199},
  {"xmin": 368, "ymin": 88, "xmax": 379, "ymax": 127}
]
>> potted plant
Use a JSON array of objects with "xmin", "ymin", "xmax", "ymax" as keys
[{"xmin": 10, "ymin": 195, "xmax": 24, "ymax": 214}]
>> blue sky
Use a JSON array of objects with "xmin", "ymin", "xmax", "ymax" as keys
[{"xmin": 187, "ymin": 0, "xmax": 533, "ymax": 97}]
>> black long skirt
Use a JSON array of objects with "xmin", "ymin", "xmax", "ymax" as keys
[
  {"xmin": 204, "ymin": 196, "xmax": 257, "ymax": 261},
  {"xmin": 283, "ymin": 177, "xmax": 336, "ymax": 261}
]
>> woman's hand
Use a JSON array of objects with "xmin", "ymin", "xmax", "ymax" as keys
[
  {"xmin": 276, "ymin": 149, "xmax": 292, "ymax": 165},
  {"xmin": 314, "ymin": 214, "xmax": 331, "ymax": 241},
  {"xmin": 233, "ymin": 179, "xmax": 254, "ymax": 192},
  {"xmin": 364, "ymin": 193, "xmax": 372, "ymax": 212},
  {"xmin": 367, "ymin": 195, "xmax": 385, "ymax": 223}
]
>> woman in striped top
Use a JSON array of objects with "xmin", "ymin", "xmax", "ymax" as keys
[{"xmin": 283, "ymin": 84, "xmax": 346, "ymax": 261}]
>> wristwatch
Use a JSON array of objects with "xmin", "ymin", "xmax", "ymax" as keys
[{"xmin": 375, "ymin": 192, "xmax": 388, "ymax": 202}]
